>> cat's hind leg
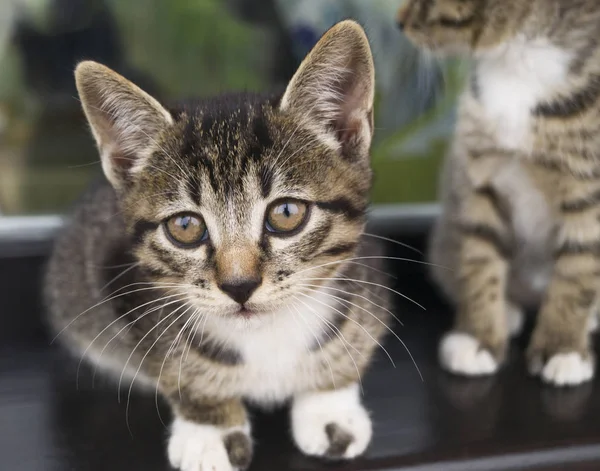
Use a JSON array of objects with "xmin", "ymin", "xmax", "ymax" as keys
[
  {"xmin": 526, "ymin": 193, "xmax": 598, "ymax": 387},
  {"xmin": 431, "ymin": 190, "xmax": 513, "ymax": 377}
]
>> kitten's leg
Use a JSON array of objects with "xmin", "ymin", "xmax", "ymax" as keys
[
  {"xmin": 438, "ymin": 189, "xmax": 512, "ymax": 376},
  {"xmin": 291, "ymin": 383, "xmax": 372, "ymax": 460},
  {"xmin": 167, "ymin": 396, "xmax": 252, "ymax": 471},
  {"xmin": 527, "ymin": 210, "xmax": 598, "ymax": 386}
]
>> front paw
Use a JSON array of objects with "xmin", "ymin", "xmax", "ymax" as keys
[
  {"xmin": 439, "ymin": 332, "xmax": 500, "ymax": 376},
  {"xmin": 291, "ymin": 384, "xmax": 372, "ymax": 460},
  {"xmin": 528, "ymin": 348, "xmax": 594, "ymax": 387},
  {"xmin": 168, "ymin": 417, "xmax": 252, "ymax": 471}
]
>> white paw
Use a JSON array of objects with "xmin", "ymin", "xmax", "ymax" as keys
[
  {"xmin": 507, "ymin": 304, "xmax": 525, "ymax": 337},
  {"xmin": 291, "ymin": 384, "xmax": 372, "ymax": 459},
  {"xmin": 439, "ymin": 332, "xmax": 498, "ymax": 376},
  {"xmin": 168, "ymin": 417, "xmax": 250, "ymax": 471},
  {"xmin": 541, "ymin": 353, "xmax": 594, "ymax": 387}
]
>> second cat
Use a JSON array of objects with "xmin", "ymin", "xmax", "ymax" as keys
[{"xmin": 399, "ymin": 0, "xmax": 600, "ymax": 387}]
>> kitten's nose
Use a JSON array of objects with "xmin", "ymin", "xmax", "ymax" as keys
[{"xmin": 219, "ymin": 278, "xmax": 262, "ymax": 305}]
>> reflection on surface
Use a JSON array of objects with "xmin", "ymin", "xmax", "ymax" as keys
[{"xmin": 2, "ymin": 245, "xmax": 600, "ymax": 470}]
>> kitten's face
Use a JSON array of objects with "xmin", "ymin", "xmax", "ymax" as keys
[
  {"xmin": 75, "ymin": 20, "xmax": 375, "ymax": 326},
  {"xmin": 397, "ymin": 0, "xmax": 530, "ymax": 55},
  {"xmin": 125, "ymin": 104, "xmax": 370, "ymax": 320}
]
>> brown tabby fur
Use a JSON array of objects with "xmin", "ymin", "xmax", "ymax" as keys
[
  {"xmin": 398, "ymin": 0, "xmax": 600, "ymax": 385},
  {"xmin": 45, "ymin": 20, "xmax": 390, "ymax": 468}
]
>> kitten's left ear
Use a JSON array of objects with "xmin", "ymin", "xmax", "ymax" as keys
[
  {"xmin": 280, "ymin": 20, "xmax": 375, "ymax": 161},
  {"xmin": 75, "ymin": 61, "xmax": 173, "ymax": 189}
]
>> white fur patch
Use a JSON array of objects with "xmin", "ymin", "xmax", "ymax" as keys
[
  {"xmin": 491, "ymin": 160, "xmax": 552, "ymax": 248},
  {"xmin": 540, "ymin": 353, "xmax": 594, "ymax": 387},
  {"xmin": 291, "ymin": 384, "xmax": 372, "ymax": 459},
  {"xmin": 168, "ymin": 417, "xmax": 250, "ymax": 471},
  {"xmin": 439, "ymin": 332, "xmax": 498, "ymax": 376},
  {"xmin": 199, "ymin": 290, "xmax": 338, "ymax": 404},
  {"xmin": 477, "ymin": 36, "xmax": 571, "ymax": 151},
  {"xmin": 489, "ymin": 161, "xmax": 553, "ymax": 309},
  {"xmin": 507, "ymin": 303, "xmax": 525, "ymax": 337}
]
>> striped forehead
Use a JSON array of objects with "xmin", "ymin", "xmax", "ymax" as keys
[
  {"xmin": 178, "ymin": 109, "xmax": 275, "ymax": 197},
  {"xmin": 141, "ymin": 97, "xmax": 359, "ymax": 229},
  {"xmin": 155, "ymin": 107, "xmax": 273, "ymax": 244}
]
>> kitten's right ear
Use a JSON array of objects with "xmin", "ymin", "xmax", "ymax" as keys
[
  {"xmin": 75, "ymin": 61, "xmax": 172, "ymax": 189},
  {"xmin": 280, "ymin": 20, "xmax": 375, "ymax": 162}
]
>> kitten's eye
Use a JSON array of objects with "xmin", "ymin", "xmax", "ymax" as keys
[
  {"xmin": 165, "ymin": 213, "xmax": 208, "ymax": 247},
  {"xmin": 266, "ymin": 200, "xmax": 309, "ymax": 235}
]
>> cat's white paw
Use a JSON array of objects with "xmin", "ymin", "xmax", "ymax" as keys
[
  {"xmin": 507, "ymin": 304, "xmax": 525, "ymax": 337},
  {"xmin": 541, "ymin": 353, "xmax": 594, "ymax": 387},
  {"xmin": 439, "ymin": 332, "xmax": 498, "ymax": 376},
  {"xmin": 291, "ymin": 384, "xmax": 372, "ymax": 459},
  {"xmin": 168, "ymin": 417, "xmax": 251, "ymax": 471}
]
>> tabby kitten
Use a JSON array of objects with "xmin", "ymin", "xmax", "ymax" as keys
[
  {"xmin": 398, "ymin": 0, "xmax": 600, "ymax": 386},
  {"xmin": 45, "ymin": 20, "xmax": 391, "ymax": 471}
]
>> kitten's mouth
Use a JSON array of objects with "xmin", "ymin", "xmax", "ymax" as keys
[{"xmin": 237, "ymin": 306, "xmax": 256, "ymax": 317}]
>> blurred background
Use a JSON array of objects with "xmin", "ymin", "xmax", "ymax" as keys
[{"xmin": 0, "ymin": 0, "xmax": 467, "ymax": 216}]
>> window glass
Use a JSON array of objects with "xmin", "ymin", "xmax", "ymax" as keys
[{"xmin": 0, "ymin": 0, "xmax": 465, "ymax": 215}]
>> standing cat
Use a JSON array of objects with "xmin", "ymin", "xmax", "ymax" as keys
[
  {"xmin": 45, "ymin": 20, "xmax": 391, "ymax": 471},
  {"xmin": 398, "ymin": 0, "xmax": 600, "ymax": 386}
]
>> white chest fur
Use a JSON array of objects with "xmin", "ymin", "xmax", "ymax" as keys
[
  {"xmin": 202, "ymin": 290, "xmax": 337, "ymax": 404},
  {"xmin": 476, "ymin": 36, "xmax": 572, "ymax": 151}
]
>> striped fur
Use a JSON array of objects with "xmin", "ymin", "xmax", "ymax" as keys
[
  {"xmin": 44, "ymin": 21, "xmax": 391, "ymax": 469},
  {"xmin": 400, "ymin": 0, "xmax": 600, "ymax": 386}
]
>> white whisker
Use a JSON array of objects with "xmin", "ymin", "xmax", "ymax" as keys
[
  {"xmin": 184, "ymin": 309, "xmax": 208, "ymax": 363},
  {"xmin": 294, "ymin": 295, "xmax": 364, "ymax": 394},
  {"xmin": 118, "ymin": 301, "xmax": 190, "ymax": 400},
  {"xmin": 298, "ymin": 277, "xmax": 426, "ymax": 310},
  {"xmin": 360, "ymin": 232, "xmax": 424, "ymax": 256},
  {"xmin": 176, "ymin": 309, "xmax": 204, "ymax": 398},
  {"xmin": 52, "ymin": 284, "xmax": 184, "ymax": 343},
  {"xmin": 293, "ymin": 255, "xmax": 451, "ymax": 279},
  {"xmin": 296, "ymin": 290, "xmax": 395, "ymax": 369},
  {"xmin": 123, "ymin": 302, "xmax": 192, "ymax": 435},
  {"xmin": 79, "ymin": 293, "xmax": 187, "ymax": 387},
  {"xmin": 301, "ymin": 287, "xmax": 423, "ymax": 382},
  {"xmin": 299, "ymin": 283, "xmax": 402, "ymax": 326},
  {"xmin": 289, "ymin": 297, "xmax": 337, "ymax": 390},
  {"xmin": 98, "ymin": 262, "xmax": 141, "ymax": 292},
  {"xmin": 156, "ymin": 307, "xmax": 199, "ymax": 428}
]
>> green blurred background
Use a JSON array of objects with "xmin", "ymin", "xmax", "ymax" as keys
[{"xmin": 0, "ymin": 0, "xmax": 466, "ymax": 215}]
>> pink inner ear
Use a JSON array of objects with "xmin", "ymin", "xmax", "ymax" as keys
[
  {"xmin": 336, "ymin": 116, "xmax": 362, "ymax": 147},
  {"xmin": 112, "ymin": 153, "xmax": 133, "ymax": 170},
  {"xmin": 332, "ymin": 71, "xmax": 371, "ymax": 153}
]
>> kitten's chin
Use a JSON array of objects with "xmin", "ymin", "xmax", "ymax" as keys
[
  {"xmin": 217, "ymin": 300, "xmax": 296, "ymax": 330},
  {"xmin": 191, "ymin": 298, "xmax": 296, "ymax": 331}
]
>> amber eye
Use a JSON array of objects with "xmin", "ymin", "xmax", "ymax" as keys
[
  {"xmin": 165, "ymin": 214, "xmax": 208, "ymax": 247},
  {"xmin": 266, "ymin": 200, "xmax": 309, "ymax": 235}
]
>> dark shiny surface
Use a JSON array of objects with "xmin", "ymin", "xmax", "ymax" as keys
[{"xmin": 2, "ymin": 236, "xmax": 600, "ymax": 471}]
